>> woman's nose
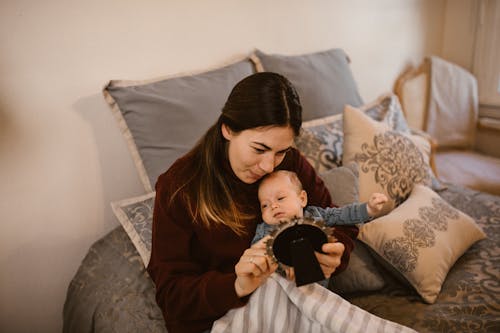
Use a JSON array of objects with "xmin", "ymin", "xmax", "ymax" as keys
[{"xmin": 258, "ymin": 154, "xmax": 275, "ymax": 174}]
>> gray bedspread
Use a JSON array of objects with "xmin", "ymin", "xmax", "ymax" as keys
[
  {"xmin": 63, "ymin": 184, "xmax": 500, "ymax": 333},
  {"xmin": 345, "ymin": 184, "xmax": 500, "ymax": 333},
  {"xmin": 63, "ymin": 227, "xmax": 166, "ymax": 333}
]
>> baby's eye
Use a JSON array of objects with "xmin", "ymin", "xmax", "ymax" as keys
[
  {"xmin": 261, "ymin": 203, "xmax": 268, "ymax": 209},
  {"xmin": 278, "ymin": 196, "xmax": 285, "ymax": 201}
]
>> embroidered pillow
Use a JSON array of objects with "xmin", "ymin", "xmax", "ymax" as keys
[
  {"xmin": 295, "ymin": 114, "xmax": 343, "ymax": 172},
  {"xmin": 111, "ymin": 192, "xmax": 155, "ymax": 266},
  {"xmin": 295, "ymin": 93, "xmax": 410, "ymax": 173},
  {"xmin": 358, "ymin": 184, "xmax": 486, "ymax": 303},
  {"xmin": 343, "ymin": 105, "xmax": 432, "ymax": 213}
]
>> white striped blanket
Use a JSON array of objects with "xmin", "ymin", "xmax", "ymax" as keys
[{"xmin": 211, "ymin": 273, "xmax": 417, "ymax": 333}]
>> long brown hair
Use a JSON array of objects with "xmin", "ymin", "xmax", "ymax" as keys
[{"xmin": 174, "ymin": 72, "xmax": 302, "ymax": 235}]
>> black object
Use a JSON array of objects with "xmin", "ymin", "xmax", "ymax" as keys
[
  {"xmin": 290, "ymin": 237, "xmax": 325, "ymax": 286},
  {"xmin": 272, "ymin": 223, "xmax": 328, "ymax": 286}
]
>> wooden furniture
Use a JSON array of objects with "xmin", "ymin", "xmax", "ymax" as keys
[{"xmin": 395, "ymin": 57, "xmax": 500, "ymax": 196}]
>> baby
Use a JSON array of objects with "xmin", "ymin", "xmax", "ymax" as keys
[{"xmin": 252, "ymin": 170, "xmax": 388, "ymax": 245}]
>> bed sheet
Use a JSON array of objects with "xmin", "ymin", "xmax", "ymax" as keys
[{"xmin": 63, "ymin": 184, "xmax": 500, "ymax": 333}]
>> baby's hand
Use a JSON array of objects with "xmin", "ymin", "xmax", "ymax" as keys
[{"xmin": 367, "ymin": 193, "xmax": 388, "ymax": 217}]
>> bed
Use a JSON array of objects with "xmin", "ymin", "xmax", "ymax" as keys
[{"xmin": 63, "ymin": 48, "xmax": 500, "ymax": 333}]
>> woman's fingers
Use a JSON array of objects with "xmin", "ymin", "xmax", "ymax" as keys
[
  {"xmin": 242, "ymin": 254, "xmax": 268, "ymax": 276},
  {"xmin": 315, "ymin": 242, "xmax": 345, "ymax": 278},
  {"xmin": 239, "ymin": 245, "xmax": 277, "ymax": 276},
  {"xmin": 252, "ymin": 235, "xmax": 271, "ymax": 249},
  {"xmin": 234, "ymin": 245, "xmax": 278, "ymax": 297}
]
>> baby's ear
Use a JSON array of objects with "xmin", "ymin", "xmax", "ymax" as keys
[{"xmin": 300, "ymin": 190, "xmax": 308, "ymax": 207}]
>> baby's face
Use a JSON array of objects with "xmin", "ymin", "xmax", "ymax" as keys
[{"xmin": 258, "ymin": 173, "xmax": 307, "ymax": 225}]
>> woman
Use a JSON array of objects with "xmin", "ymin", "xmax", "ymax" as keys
[{"xmin": 147, "ymin": 72, "xmax": 358, "ymax": 333}]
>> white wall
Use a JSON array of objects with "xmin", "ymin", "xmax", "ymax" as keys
[
  {"xmin": 0, "ymin": 0, "xmax": 446, "ymax": 331},
  {"xmin": 441, "ymin": 0, "xmax": 478, "ymax": 71}
]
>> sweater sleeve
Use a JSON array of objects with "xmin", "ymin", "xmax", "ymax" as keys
[{"xmin": 147, "ymin": 171, "xmax": 248, "ymax": 331}]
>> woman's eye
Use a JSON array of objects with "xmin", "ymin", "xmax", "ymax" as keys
[
  {"xmin": 253, "ymin": 147, "xmax": 265, "ymax": 154},
  {"xmin": 276, "ymin": 148, "xmax": 290, "ymax": 156}
]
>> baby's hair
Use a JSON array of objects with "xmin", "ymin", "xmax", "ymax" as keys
[{"xmin": 259, "ymin": 170, "xmax": 303, "ymax": 192}]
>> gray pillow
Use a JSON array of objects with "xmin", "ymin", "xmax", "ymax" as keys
[
  {"xmin": 319, "ymin": 165, "xmax": 386, "ymax": 294},
  {"xmin": 319, "ymin": 162, "xmax": 359, "ymax": 207},
  {"xmin": 252, "ymin": 48, "xmax": 363, "ymax": 121},
  {"xmin": 103, "ymin": 59, "xmax": 254, "ymax": 191},
  {"xmin": 328, "ymin": 240, "xmax": 386, "ymax": 294}
]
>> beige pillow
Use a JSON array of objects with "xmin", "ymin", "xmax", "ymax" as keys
[
  {"xmin": 294, "ymin": 93, "xmax": 411, "ymax": 173},
  {"xmin": 358, "ymin": 184, "xmax": 486, "ymax": 303},
  {"xmin": 343, "ymin": 105, "xmax": 432, "ymax": 213}
]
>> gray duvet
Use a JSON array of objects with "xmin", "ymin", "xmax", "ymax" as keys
[{"xmin": 63, "ymin": 184, "xmax": 500, "ymax": 333}]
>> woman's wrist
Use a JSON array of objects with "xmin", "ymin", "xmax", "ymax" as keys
[{"xmin": 234, "ymin": 277, "xmax": 248, "ymax": 298}]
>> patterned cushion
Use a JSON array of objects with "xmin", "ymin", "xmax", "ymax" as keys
[
  {"xmin": 343, "ymin": 104, "xmax": 432, "ymax": 213},
  {"xmin": 111, "ymin": 192, "xmax": 155, "ymax": 266},
  {"xmin": 358, "ymin": 184, "xmax": 486, "ymax": 303},
  {"xmin": 295, "ymin": 93, "xmax": 410, "ymax": 174},
  {"xmin": 295, "ymin": 114, "xmax": 343, "ymax": 172}
]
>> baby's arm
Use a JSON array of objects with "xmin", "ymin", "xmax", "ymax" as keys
[{"xmin": 307, "ymin": 204, "xmax": 370, "ymax": 226}]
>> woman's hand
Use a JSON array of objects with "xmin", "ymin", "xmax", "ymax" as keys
[
  {"xmin": 315, "ymin": 236, "xmax": 345, "ymax": 279},
  {"xmin": 283, "ymin": 265, "xmax": 295, "ymax": 281},
  {"xmin": 234, "ymin": 236, "xmax": 278, "ymax": 297}
]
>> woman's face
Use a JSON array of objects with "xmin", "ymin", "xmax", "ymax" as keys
[{"xmin": 222, "ymin": 124, "xmax": 295, "ymax": 184}]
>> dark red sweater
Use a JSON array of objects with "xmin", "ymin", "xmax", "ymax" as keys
[{"xmin": 147, "ymin": 148, "xmax": 358, "ymax": 333}]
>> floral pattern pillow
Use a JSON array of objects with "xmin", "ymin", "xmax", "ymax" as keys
[
  {"xmin": 111, "ymin": 192, "xmax": 155, "ymax": 267},
  {"xmin": 358, "ymin": 184, "xmax": 485, "ymax": 303},
  {"xmin": 342, "ymin": 105, "xmax": 432, "ymax": 213},
  {"xmin": 295, "ymin": 93, "xmax": 410, "ymax": 174}
]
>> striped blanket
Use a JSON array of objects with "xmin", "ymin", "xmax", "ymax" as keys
[{"xmin": 212, "ymin": 273, "xmax": 417, "ymax": 333}]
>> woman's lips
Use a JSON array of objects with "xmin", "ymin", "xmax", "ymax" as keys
[{"xmin": 249, "ymin": 170, "xmax": 265, "ymax": 180}]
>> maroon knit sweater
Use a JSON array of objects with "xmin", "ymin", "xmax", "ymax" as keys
[{"xmin": 147, "ymin": 148, "xmax": 358, "ymax": 333}]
